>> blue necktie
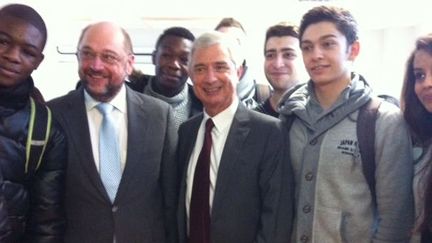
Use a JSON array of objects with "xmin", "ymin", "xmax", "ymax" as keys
[{"xmin": 97, "ymin": 103, "xmax": 122, "ymax": 203}]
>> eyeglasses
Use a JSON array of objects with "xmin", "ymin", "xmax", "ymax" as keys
[{"xmin": 76, "ymin": 49, "xmax": 125, "ymax": 65}]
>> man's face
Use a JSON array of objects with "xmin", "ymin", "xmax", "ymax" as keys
[
  {"xmin": 0, "ymin": 15, "xmax": 44, "ymax": 87},
  {"xmin": 217, "ymin": 26, "xmax": 246, "ymax": 46},
  {"xmin": 264, "ymin": 35, "xmax": 301, "ymax": 92},
  {"xmin": 300, "ymin": 21, "xmax": 358, "ymax": 88},
  {"xmin": 190, "ymin": 43, "xmax": 240, "ymax": 116},
  {"xmin": 77, "ymin": 22, "xmax": 134, "ymax": 102},
  {"xmin": 153, "ymin": 35, "xmax": 193, "ymax": 96},
  {"xmin": 216, "ymin": 26, "xmax": 247, "ymax": 77}
]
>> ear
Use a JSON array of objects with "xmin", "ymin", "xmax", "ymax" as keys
[
  {"xmin": 33, "ymin": 54, "xmax": 45, "ymax": 70},
  {"xmin": 151, "ymin": 50, "xmax": 156, "ymax": 65},
  {"xmin": 126, "ymin": 55, "xmax": 135, "ymax": 75},
  {"xmin": 236, "ymin": 64, "xmax": 245, "ymax": 79},
  {"xmin": 348, "ymin": 40, "xmax": 360, "ymax": 61}
]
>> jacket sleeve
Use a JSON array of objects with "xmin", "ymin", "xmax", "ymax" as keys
[
  {"xmin": 274, "ymin": 124, "xmax": 295, "ymax": 243},
  {"xmin": 373, "ymin": 103, "xmax": 414, "ymax": 243},
  {"xmin": 257, "ymin": 122, "xmax": 294, "ymax": 243},
  {"xmin": 23, "ymin": 120, "xmax": 67, "ymax": 243},
  {"xmin": 161, "ymin": 106, "xmax": 179, "ymax": 243}
]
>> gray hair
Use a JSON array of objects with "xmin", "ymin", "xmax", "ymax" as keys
[{"xmin": 189, "ymin": 30, "xmax": 243, "ymax": 69}]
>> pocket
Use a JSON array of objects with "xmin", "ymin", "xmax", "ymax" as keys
[
  {"xmin": 1, "ymin": 181, "xmax": 27, "ymax": 215},
  {"xmin": 314, "ymin": 207, "xmax": 371, "ymax": 243},
  {"xmin": 8, "ymin": 215, "xmax": 25, "ymax": 235},
  {"xmin": 314, "ymin": 207, "xmax": 344, "ymax": 243}
]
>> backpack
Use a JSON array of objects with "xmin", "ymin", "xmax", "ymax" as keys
[
  {"xmin": 357, "ymin": 97, "xmax": 382, "ymax": 207},
  {"xmin": 25, "ymin": 97, "xmax": 52, "ymax": 178},
  {"xmin": 254, "ymin": 83, "xmax": 273, "ymax": 104}
]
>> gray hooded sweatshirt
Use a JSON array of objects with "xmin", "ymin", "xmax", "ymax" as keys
[{"xmin": 279, "ymin": 73, "xmax": 414, "ymax": 243}]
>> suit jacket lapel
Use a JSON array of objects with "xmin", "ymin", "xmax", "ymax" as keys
[
  {"xmin": 211, "ymin": 104, "xmax": 250, "ymax": 215},
  {"xmin": 178, "ymin": 114, "xmax": 202, "ymax": 242},
  {"xmin": 114, "ymin": 88, "xmax": 150, "ymax": 202},
  {"xmin": 179, "ymin": 115, "xmax": 202, "ymax": 188},
  {"xmin": 62, "ymin": 88, "xmax": 109, "ymax": 200},
  {"xmin": 179, "ymin": 115, "xmax": 203, "ymax": 177}
]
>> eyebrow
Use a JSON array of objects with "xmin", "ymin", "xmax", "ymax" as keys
[
  {"xmin": 79, "ymin": 46, "xmax": 119, "ymax": 55},
  {"xmin": 301, "ymin": 34, "xmax": 338, "ymax": 44},
  {"xmin": 214, "ymin": 61, "xmax": 230, "ymax": 66},
  {"xmin": 23, "ymin": 44, "xmax": 40, "ymax": 52},
  {"xmin": 159, "ymin": 44, "xmax": 175, "ymax": 50},
  {"xmin": 193, "ymin": 60, "xmax": 231, "ymax": 68},
  {"xmin": 193, "ymin": 63, "xmax": 206, "ymax": 69},
  {"xmin": 0, "ymin": 31, "xmax": 40, "ymax": 51},
  {"xmin": 265, "ymin": 47, "xmax": 296, "ymax": 53}
]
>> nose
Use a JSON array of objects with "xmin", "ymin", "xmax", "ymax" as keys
[
  {"xmin": 310, "ymin": 47, "xmax": 323, "ymax": 60},
  {"xmin": 1, "ymin": 46, "xmax": 20, "ymax": 63},
  {"xmin": 274, "ymin": 54, "xmax": 285, "ymax": 68},
  {"xmin": 171, "ymin": 58, "xmax": 181, "ymax": 69},
  {"xmin": 204, "ymin": 67, "xmax": 217, "ymax": 83},
  {"xmin": 423, "ymin": 74, "xmax": 432, "ymax": 88},
  {"xmin": 89, "ymin": 56, "xmax": 105, "ymax": 70}
]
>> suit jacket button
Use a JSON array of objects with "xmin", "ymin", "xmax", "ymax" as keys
[
  {"xmin": 300, "ymin": 234, "xmax": 309, "ymax": 242},
  {"xmin": 305, "ymin": 172, "xmax": 314, "ymax": 181},
  {"xmin": 112, "ymin": 206, "xmax": 118, "ymax": 213},
  {"xmin": 302, "ymin": 204, "xmax": 311, "ymax": 213}
]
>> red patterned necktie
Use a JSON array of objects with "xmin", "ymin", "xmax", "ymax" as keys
[{"xmin": 189, "ymin": 118, "xmax": 214, "ymax": 243}]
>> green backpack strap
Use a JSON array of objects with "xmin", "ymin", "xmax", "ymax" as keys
[
  {"xmin": 25, "ymin": 97, "xmax": 52, "ymax": 177},
  {"xmin": 357, "ymin": 97, "xmax": 382, "ymax": 207}
]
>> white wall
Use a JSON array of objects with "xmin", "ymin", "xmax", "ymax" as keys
[{"xmin": 3, "ymin": 0, "xmax": 432, "ymax": 100}]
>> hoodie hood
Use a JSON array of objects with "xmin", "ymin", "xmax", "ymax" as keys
[
  {"xmin": 278, "ymin": 73, "xmax": 373, "ymax": 128},
  {"xmin": 236, "ymin": 65, "xmax": 257, "ymax": 107}
]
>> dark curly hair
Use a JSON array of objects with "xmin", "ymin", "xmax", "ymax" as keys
[
  {"xmin": 299, "ymin": 5, "xmax": 358, "ymax": 45},
  {"xmin": 154, "ymin": 27, "xmax": 195, "ymax": 50}
]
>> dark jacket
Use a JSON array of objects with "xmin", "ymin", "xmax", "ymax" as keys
[
  {"xmin": 254, "ymin": 98, "xmax": 279, "ymax": 118},
  {"xmin": 177, "ymin": 104, "xmax": 294, "ymax": 243},
  {"xmin": 0, "ymin": 80, "xmax": 66, "ymax": 243}
]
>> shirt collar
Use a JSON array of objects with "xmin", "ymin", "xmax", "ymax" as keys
[
  {"xmin": 84, "ymin": 83, "xmax": 127, "ymax": 113},
  {"xmin": 204, "ymin": 97, "xmax": 239, "ymax": 132}
]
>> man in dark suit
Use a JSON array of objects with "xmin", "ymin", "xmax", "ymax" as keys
[
  {"xmin": 48, "ymin": 21, "xmax": 177, "ymax": 243},
  {"xmin": 177, "ymin": 30, "xmax": 294, "ymax": 243}
]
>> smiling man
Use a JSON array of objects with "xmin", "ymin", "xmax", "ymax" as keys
[
  {"xmin": 278, "ymin": 5, "xmax": 414, "ymax": 243},
  {"xmin": 254, "ymin": 22, "xmax": 302, "ymax": 117},
  {"xmin": 176, "ymin": 31, "xmax": 294, "ymax": 243},
  {"xmin": 48, "ymin": 21, "xmax": 178, "ymax": 243},
  {"xmin": 129, "ymin": 27, "xmax": 202, "ymax": 128}
]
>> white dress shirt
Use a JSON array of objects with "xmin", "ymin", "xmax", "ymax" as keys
[
  {"xmin": 185, "ymin": 98, "xmax": 239, "ymax": 228},
  {"xmin": 84, "ymin": 84, "xmax": 128, "ymax": 172}
]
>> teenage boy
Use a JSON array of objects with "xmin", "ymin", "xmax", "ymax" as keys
[
  {"xmin": 0, "ymin": 3, "xmax": 66, "ymax": 242},
  {"xmin": 129, "ymin": 27, "xmax": 202, "ymax": 128},
  {"xmin": 254, "ymin": 22, "xmax": 302, "ymax": 117},
  {"xmin": 279, "ymin": 5, "xmax": 414, "ymax": 243}
]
